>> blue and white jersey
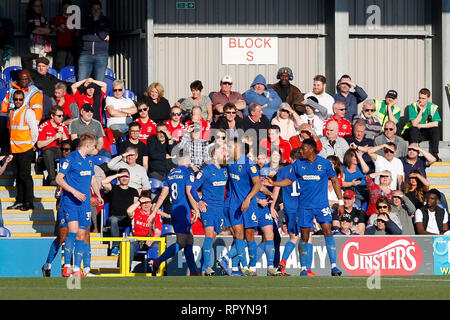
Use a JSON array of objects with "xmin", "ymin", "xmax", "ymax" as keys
[
  {"xmin": 277, "ymin": 164, "xmax": 301, "ymax": 213},
  {"xmin": 288, "ymin": 156, "xmax": 336, "ymax": 209},
  {"xmin": 190, "ymin": 163, "xmax": 228, "ymax": 208},
  {"xmin": 163, "ymin": 166, "xmax": 194, "ymax": 208},
  {"xmin": 59, "ymin": 150, "xmax": 94, "ymax": 206},
  {"xmin": 227, "ymin": 154, "xmax": 259, "ymax": 206}
]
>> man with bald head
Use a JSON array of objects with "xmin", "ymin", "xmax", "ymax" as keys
[
  {"xmin": 374, "ymin": 120, "xmax": 408, "ymax": 158},
  {"xmin": 319, "ymin": 121, "xmax": 349, "ymax": 161},
  {"xmin": 1, "ymin": 69, "xmax": 44, "ymax": 152},
  {"xmin": 289, "ymin": 123, "xmax": 323, "ymax": 152}
]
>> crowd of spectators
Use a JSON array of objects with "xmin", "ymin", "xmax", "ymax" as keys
[{"xmin": 0, "ymin": 1, "xmax": 448, "ymax": 248}]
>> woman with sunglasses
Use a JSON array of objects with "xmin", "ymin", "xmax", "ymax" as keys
[
  {"xmin": 135, "ymin": 101, "xmax": 157, "ymax": 144},
  {"xmin": 141, "ymin": 82, "xmax": 171, "ymax": 124},
  {"xmin": 365, "ymin": 197, "xmax": 402, "ymax": 235},
  {"xmin": 164, "ymin": 106, "xmax": 187, "ymax": 142},
  {"xmin": 404, "ymin": 169, "xmax": 430, "ymax": 210},
  {"xmin": 271, "ymin": 103, "xmax": 303, "ymax": 141},
  {"xmin": 365, "ymin": 170, "xmax": 393, "ymax": 216}
]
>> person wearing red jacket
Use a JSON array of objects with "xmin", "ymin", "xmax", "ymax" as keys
[
  {"xmin": 260, "ymin": 125, "xmax": 292, "ymax": 164},
  {"xmin": 289, "ymin": 123, "xmax": 323, "ymax": 153},
  {"xmin": 323, "ymin": 101, "xmax": 352, "ymax": 140}
]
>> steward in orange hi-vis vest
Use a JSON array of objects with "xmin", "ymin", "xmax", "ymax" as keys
[{"xmin": 9, "ymin": 103, "xmax": 35, "ymax": 153}]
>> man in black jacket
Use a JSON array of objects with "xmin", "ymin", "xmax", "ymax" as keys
[
  {"xmin": 147, "ymin": 123, "xmax": 176, "ymax": 181},
  {"xmin": 414, "ymin": 189, "xmax": 449, "ymax": 235}
]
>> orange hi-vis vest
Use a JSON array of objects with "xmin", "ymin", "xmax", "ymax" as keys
[
  {"xmin": 1, "ymin": 82, "xmax": 43, "ymax": 122},
  {"xmin": 9, "ymin": 105, "xmax": 34, "ymax": 153}
]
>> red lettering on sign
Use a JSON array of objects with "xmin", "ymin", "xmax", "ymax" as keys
[
  {"xmin": 246, "ymin": 51, "xmax": 254, "ymax": 62},
  {"xmin": 229, "ymin": 38, "xmax": 236, "ymax": 48},
  {"xmin": 264, "ymin": 38, "xmax": 271, "ymax": 48},
  {"xmin": 254, "ymin": 38, "xmax": 263, "ymax": 48}
]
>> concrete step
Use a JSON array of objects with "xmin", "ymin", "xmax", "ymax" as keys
[
  {"xmin": 0, "ymin": 186, "xmax": 57, "ymax": 198},
  {"xmin": 427, "ymin": 162, "xmax": 450, "ymax": 173},
  {"xmin": 1, "ymin": 197, "xmax": 57, "ymax": 210},
  {"xmin": 0, "ymin": 175, "xmax": 44, "ymax": 186},
  {"xmin": 419, "ymin": 141, "xmax": 450, "ymax": 161},
  {"xmin": 427, "ymin": 177, "xmax": 450, "ymax": 186},
  {"xmin": 0, "ymin": 209, "xmax": 57, "ymax": 222},
  {"xmin": 3, "ymin": 221, "xmax": 56, "ymax": 234}
]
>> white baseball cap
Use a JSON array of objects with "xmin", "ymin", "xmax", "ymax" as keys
[{"xmin": 221, "ymin": 75, "xmax": 233, "ymax": 84}]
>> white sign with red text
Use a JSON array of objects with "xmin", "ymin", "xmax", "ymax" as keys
[{"xmin": 222, "ymin": 37, "xmax": 278, "ymax": 65}]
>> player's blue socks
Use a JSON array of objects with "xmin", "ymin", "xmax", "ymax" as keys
[
  {"xmin": 325, "ymin": 235, "xmax": 337, "ymax": 265},
  {"xmin": 201, "ymin": 237, "xmax": 213, "ymax": 271},
  {"xmin": 73, "ymin": 239, "xmax": 84, "ymax": 270},
  {"xmin": 298, "ymin": 241, "xmax": 308, "ymax": 270},
  {"xmin": 83, "ymin": 242, "xmax": 91, "ymax": 270},
  {"xmin": 157, "ymin": 242, "xmax": 181, "ymax": 266},
  {"xmin": 184, "ymin": 244, "xmax": 198, "ymax": 274},
  {"xmin": 281, "ymin": 241, "xmax": 296, "ymax": 262},
  {"xmin": 265, "ymin": 240, "xmax": 275, "ymax": 267},
  {"xmin": 247, "ymin": 240, "xmax": 257, "ymax": 267},
  {"xmin": 226, "ymin": 242, "xmax": 237, "ymax": 260},
  {"xmin": 64, "ymin": 232, "xmax": 77, "ymax": 267},
  {"xmin": 305, "ymin": 243, "xmax": 313, "ymax": 270},
  {"xmin": 235, "ymin": 239, "xmax": 248, "ymax": 268},
  {"xmin": 45, "ymin": 238, "xmax": 60, "ymax": 264},
  {"xmin": 255, "ymin": 242, "xmax": 265, "ymax": 264}
]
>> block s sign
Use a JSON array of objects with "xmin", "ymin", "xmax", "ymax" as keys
[{"xmin": 339, "ymin": 237, "xmax": 423, "ymax": 276}]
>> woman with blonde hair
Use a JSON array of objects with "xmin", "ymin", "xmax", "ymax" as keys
[
  {"xmin": 271, "ymin": 102, "xmax": 302, "ymax": 141},
  {"xmin": 141, "ymin": 82, "xmax": 171, "ymax": 124}
]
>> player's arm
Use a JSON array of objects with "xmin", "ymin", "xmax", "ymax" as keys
[
  {"xmin": 264, "ymin": 177, "xmax": 293, "ymax": 188},
  {"xmin": 241, "ymin": 176, "xmax": 262, "ymax": 212},
  {"xmin": 150, "ymin": 186, "xmax": 169, "ymax": 223},
  {"xmin": 190, "ymin": 177, "xmax": 207, "ymax": 213},
  {"xmin": 55, "ymin": 172, "xmax": 86, "ymax": 202},
  {"xmin": 330, "ymin": 175, "xmax": 344, "ymax": 218},
  {"xmin": 101, "ymin": 172, "xmax": 123, "ymax": 192},
  {"xmin": 127, "ymin": 198, "xmax": 140, "ymax": 219},
  {"xmin": 269, "ymin": 186, "xmax": 280, "ymax": 220},
  {"xmin": 186, "ymin": 185, "xmax": 200, "ymax": 222},
  {"xmin": 91, "ymin": 175, "xmax": 104, "ymax": 206}
]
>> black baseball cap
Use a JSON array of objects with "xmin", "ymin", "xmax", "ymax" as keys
[
  {"xmin": 81, "ymin": 103, "xmax": 94, "ymax": 112},
  {"xmin": 385, "ymin": 90, "xmax": 398, "ymax": 99}
]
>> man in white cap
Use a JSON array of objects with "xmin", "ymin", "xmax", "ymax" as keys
[{"xmin": 211, "ymin": 75, "xmax": 246, "ymax": 122}]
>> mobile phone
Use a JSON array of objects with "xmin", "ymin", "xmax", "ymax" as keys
[{"xmin": 356, "ymin": 177, "xmax": 362, "ymax": 181}]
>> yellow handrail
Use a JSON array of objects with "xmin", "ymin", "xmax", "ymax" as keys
[{"xmin": 89, "ymin": 236, "xmax": 166, "ymax": 277}]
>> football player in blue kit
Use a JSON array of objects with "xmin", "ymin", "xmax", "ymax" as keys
[
  {"xmin": 190, "ymin": 147, "xmax": 228, "ymax": 276},
  {"xmin": 150, "ymin": 150, "xmax": 200, "ymax": 276},
  {"xmin": 226, "ymin": 140, "xmax": 262, "ymax": 276},
  {"xmin": 56, "ymin": 134, "xmax": 104, "ymax": 277},
  {"xmin": 265, "ymin": 138, "xmax": 344, "ymax": 276}
]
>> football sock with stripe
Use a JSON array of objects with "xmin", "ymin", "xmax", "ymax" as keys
[
  {"xmin": 255, "ymin": 242, "xmax": 265, "ymax": 264},
  {"xmin": 45, "ymin": 238, "xmax": 61, "ymax": 265},
  {"xmin": 325, "ymin": 235, "xmax": 337, "ymax": 265},
  {"xmin": 305, "ymin": 243, "xmax": 313, "ymax": 270},
  {"xmin": 184, "ymin": 244, "xmax": 197, "ymax": 274},
  {"xmin": 247, "ymin": 240, "xmax": 257, "ymax": 267},
  {"xmin": 265, "ymin": 240, "xmax": 275, "ymax": 267},
  {"xmin": 73, "ymin": 239, "xmax": 84, "ymax": 271},
  {"xmin": 201, "ymin": 237, "xmax": 213, "ymax": 271},
  {"xmin": 281, "ymin": 241, "xmax": 296, "ymax": 262},
  {"xmin": 235, "ymin": 239, "xmax": 248, "ymax": 268},
  {"xmin": 83, "ymin": 241, "xmax": 91, "ymax": 271},
  {"xmin": 64, "ymin": 232, "xmax": 76, "ymax": 267}
]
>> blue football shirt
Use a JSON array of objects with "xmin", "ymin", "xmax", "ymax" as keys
[
  {"xmin": 276, "ymin": 164, "xmax": 301, "ymax": 213},
  {"xmin": 190, "ymin": 163, "xmax": 228, "ymax": 208},
  {"xmin": 59, "ymin": 150, "xmax": 94, "ymax": 206},
  {"xmin": 288, "ymin": 156, "xmax": 336, "ymax": 209},
  {"xmin": 227, "ymin": 154, "xmax": 259, "ymax": 206},
  {"xmin": 164, "ymin": 166, "xmax": 194, "ymax": 208}
]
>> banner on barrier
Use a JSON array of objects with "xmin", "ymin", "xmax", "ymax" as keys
[
  {"xmin": 166, "ymin": 235, "xmax": 434, "ymax": 276},
  {"xmin": 433, "ymin": 236, "xmax": 450, "ymax": 275}
]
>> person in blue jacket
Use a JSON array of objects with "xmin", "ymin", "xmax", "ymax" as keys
[{"xmin": 243, "ymin": 74, "xmax": 282, "ymax": 121}]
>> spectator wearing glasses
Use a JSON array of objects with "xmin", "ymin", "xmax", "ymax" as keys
[
  {"xmin": 211, "ymin": 75, "xmax": 246, "ymax": 122},
  {"xmin": 242, "ymin": 102, "xmax": 271, "ymax": 144},
  {"xmin": 332, "ymin": 212, "xmax": 360, "ymax": 236},
  {"xmin": 352, "ymin": 99, "xmax": 383, "ymax": 140},
  {"xmin": 212, "ymin": 103, "xmax": 245, "ymax": 140},
  {"xmin": 289, "ymin": 123, "xmax": 322, "ymax": 152},
  {"xmin": 164, "ymin": 106, "xmax": 187, "ymax": 142},
  {"xmin": 404, "ymin": 169, "xmax": 430, "ymax": 210},
  {"xmin": 346, "ymin": 120, "xmax": 375, "ymax": 172},
  {"xmin": 118, "ymin": 122, "xmax": 149, "ymax": 170},
  {"xmin": 364, "ymin": 142, "xmax": 404, "ymax": 190},
  {"xmin": 141, "ymin": 82, "xmax": 171, "ymax": 124},
  {"xmin": 37, "ymin": 105, "xmax": 69, "ymax": 186},
  {"xmin": 135, "ymin": 101, "xmax": 157, "ymax": 144},
  {"xmin": 105, "ymin": 80, "xmax": 137, "ymax": 140},
  {"xmin": 389, "ymin": 190, "xmax": 416, "ymax": 235},
  {"xmin": 374, "ymin": 120, "xmax": 408, "ymax": 158},
  {"xmin": 414, "ymin": 189, "xmax": 449, "ymax": 235},
  {"xmin": 102, "ymin": 168, "xmax": 139, "ymax": 256},
  {"xmin": 298, "ymin": 97, "xmax": 326, "ymax": 137},
  {"xmin": 373, "ymin": 90, "xmax": 401, "ymax": 129},
  {"xmin": 176, "ymin": 122, "xmax": 211, "ymax": 172},
  {"xmin": 318, "ymin": 121, "xmax": 349, "ymax": 162},
  {"xmin": 332, "ymin": 190, "xmax": 366, "ymax": 235},
  {"xmin": 147, "ymin": 123, "xmax": 176, "ymax": 181},
  {"xmin": 333, "ymin": 74, "xmax": 368, "ymax": 122},
  {"xmin": 54, "ymin": 82, "xmax": 78, "ymax": 126},
  {"xmin": 365, "ymin": 197, "xmax": 402, "ymax": 235},
  {"xmin": 364, "ymin": 170, "xmax": 393, "ymax": 216},
  {"xmin": 271, "ymin": 102, "xmax": 303, "ymax": 141},
  {"xmin": 107, "ymin": 146, "xmax": 151, "ymax": 194},
  {"xmin": 323, "ymin": 101, "xmax": 352, "ymax": 140},
  {"xmin": 185, "ymin": 106, "xmax": 211, "ymax": 141},
  {"xmin": 401, "ymin": 142, "xmax": 436, "ymax": 181},
  {"xmin": 341, "ymin": 147, "xmax": 370, "ymax": 209},
  {"xmin": 178, "ymin": 80, "xmax": 213, "ymax": 123}
]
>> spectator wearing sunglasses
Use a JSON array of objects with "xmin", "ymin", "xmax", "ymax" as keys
[
  {"xmin": 105, "ymin": 80, "xmax": 137, "ymax": 140},
  {"xmin": 212, "ymin": 103, "xmax": 244, "ymax": 140},
  {"xmin": 401, "ymin": 142, "xmax": 436, "ymax": 181},
  {"xmin": 141, "ymin": 82, "xmax": 171, "ymax": 124},
  {"xmin": 118, "ymin": 122, "xmax": 149, "ymax": 170},
  {"xmin": 211, "ymin": 75, "xmax": 246, "ymax": 122},
  {"xmin": 271, "ymin": 103, "xmax": 303, "ymax": 141},
  {"xmin": 164, "ymin": 106, "xmax": 187, "ymax": 142},
  {"xmin": 365, "ymin": 197, "xmax": 402, "ymax": 235},
  {"xmin": 135, "ymin": 101, "xmax": 157, "ymax": 144},
  {"xmin": 374, "ymin": 120, "xmax": 408, "ymax": 158},
  {"xmin": 37, "ymin": 105, "xmax": 69, "ymax": 185},
  {"xmin": 363, "ymin": 142, "xmax": 404, "ymax": 190},
  {"xmin": 185, "ymin": 106, "xmax": 211, "ymax": 141},
  {"xmin": 352, "ymin": 99, "xmax": 383, "ymax": 140},
  {"xmin": 323, "ymin": 101, "xmax": 352, "ymax": 140},
  {"xmin": 364, "ymin": 170, "xmax": 393, "ymax": 216}
]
